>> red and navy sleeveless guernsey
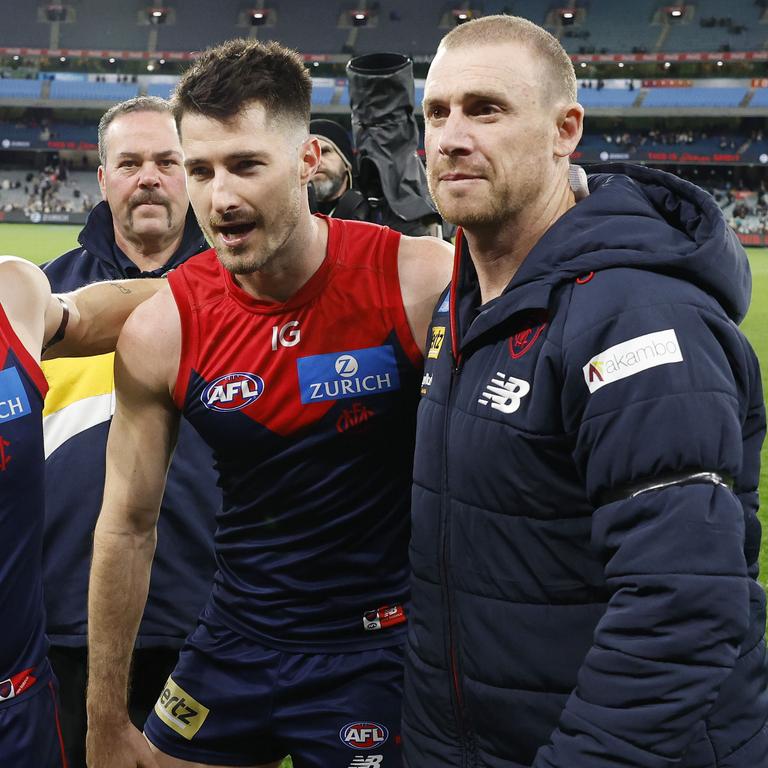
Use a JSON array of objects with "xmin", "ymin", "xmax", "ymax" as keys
[
  {"xmin": 0, "ymin": 303, "xmax": 50, "ymax": 697},
  {"xmin": 169, "ymin": 216, "xmax": 423, "ymax": 652}
]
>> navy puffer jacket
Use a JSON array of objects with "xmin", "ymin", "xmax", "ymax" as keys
[{"xmin": 403, "ymin": 164, "xmax": 768, "ymax": 768}]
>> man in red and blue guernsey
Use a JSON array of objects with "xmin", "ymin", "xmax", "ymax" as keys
[
  {"xmin": 42, "ymin": 96, "xmax": 219, "ymax": 768},
  {"xmin": 85, "ymin": 39, "xmax": 453, "ymax": 768},
  {"xmin": 0, "ymin": 256, "xmax": 162, "ymax": 767}
]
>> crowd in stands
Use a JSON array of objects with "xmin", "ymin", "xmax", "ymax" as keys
[
  {"xmin": 601, "ymin": 127, "xmax": 750, "ymax": 152},
  {"xmin": 723, "ymin": 189, "xmax": 768, "ymax": 234},
  {"xmin": 699, "ymin": 16, "xmax": 749, "ymax": 34},
  {"xmin": 694, "ymin": 179, "xmax": 768, "ymax": 235},
  {"xmin": 0, "ymin": 163, "xmax": 96, "ymax": 215}
]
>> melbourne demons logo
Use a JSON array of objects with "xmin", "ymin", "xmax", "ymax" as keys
[
  {"xmin": 339, "ymin": 722, "xmax": 389, "ymax": 750},
  {"xmin": 201, "ymin": 372, "xmax": 265, "ymax": 412}
]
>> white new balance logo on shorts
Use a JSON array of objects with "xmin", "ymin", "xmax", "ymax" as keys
[
  {"xmin": 348, "ymin": 757, "xmax": 383, "ymax": 767},
  {"xmin": 478, "ymin": 372, "xmax": 530, "ymax": 414}
]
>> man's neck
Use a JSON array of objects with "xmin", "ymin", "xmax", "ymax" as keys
[
  {"xmin": 113, "ymin": 228, "xmax": 185, "ymax": 274},
  {"xmin": 464, "ymin": 178, "xmax": 576, "ymax": 306},
  {"xmin": 234, "ymin": 209, "xmax": 328, "ymax": 304}
]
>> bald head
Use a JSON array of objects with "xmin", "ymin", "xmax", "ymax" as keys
[{"xmin": 438, "ymin": 14, "xmax": 577, "ymax": 107}]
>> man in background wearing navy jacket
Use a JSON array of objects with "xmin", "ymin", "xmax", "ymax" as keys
[
  {"xmin": 405, "ymin": 14, "xmax": 768, "ymax": 768},
  {"xmin": 42, "ymin": 96, "xmax": 219, "ymax": 768}
]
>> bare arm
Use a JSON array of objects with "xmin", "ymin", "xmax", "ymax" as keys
[
  {"xmin": 86, "ymin": 285, "xmax": 181, "ymax": 768},
  {"xmin": 397, "ymin": 235, "xmax": 454, "ymax": 353},
  {"xmin": 0, "ymin": 255, "xmax": 163, "ymax": 360},
  {"xmin": 45, "ymin": 276, "xmax": 164, "ymax": 359}
]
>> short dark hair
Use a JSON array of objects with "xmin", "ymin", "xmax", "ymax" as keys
[
  {"xmin": 172, "ymin": 39, "xmax": 312, "ymax": 132},
  {"xmin": 98, "ymin": 95, "xmax": 172, "ymax": 165}
]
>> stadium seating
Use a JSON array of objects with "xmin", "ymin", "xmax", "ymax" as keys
[
  {"xmin": 311, "ymin": 81, "xmax": 336, "ymax": 106},
  {"xmin": 663, "ymin": 0, "xmax": 766, "ymax": 53},
  {"xmin": 0, "ymin": 169, "xmax": 99, "ymax": 213},
  {"xmin": 1, "ymin": 0, "xmax": 764, "ymax": 58},
  {"xmin": 146, "ymin": 82, "xmax": 176, "ymax": 100},
  {"xmin": 642, "ymin": 87, "xmax": 748, "ymax": 108},
  {"xmin": 749, "ymin": 89, "xmax": 768, "ymax": 108},
  {"xmin": 49, "ymin": 80, "xmax": 139, "ymax": 102},
  {"xmin": 577, "ymin": 88, "xmax": 638, "ymax": 108},
  {"xmin": 0, "ymin": 79, "xmax": 42, "ymax": 99}
]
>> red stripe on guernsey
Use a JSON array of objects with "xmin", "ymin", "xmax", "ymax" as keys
[
  {"xmin": 48, "ymin": 681, "xmax": 69, "ymax": 768},
  {"xmin": 169, "ymin": 215, "xmax": 421, "ymax": 437},
  {"xmin": 0, "ymin": 303, "xmax": 48, "ymax": 396},
  {"xmin": 449, "ymin": 228, "xmax": 464, "ymax": 365}
]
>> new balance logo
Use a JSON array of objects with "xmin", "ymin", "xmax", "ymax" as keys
[
  {"xmin": 348, "ymin": 757, "xmax": 383, "ymax": 767},
  {"xmin": 478, "ymin": 372, "xmax": 530, "ymax": 414}
]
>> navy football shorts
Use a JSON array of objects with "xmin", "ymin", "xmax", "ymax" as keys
[
  {"xmin": 144, "ymin": 614, "xmax": 404, "ymax": 768},
  {"xmin": 0, "ymin": 671, "xmax": 67, "ymax": 768}
]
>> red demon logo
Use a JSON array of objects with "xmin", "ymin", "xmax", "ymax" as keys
[{"xmin": 509, "ymin": 321, "xmax": 548, "ymax": 359}]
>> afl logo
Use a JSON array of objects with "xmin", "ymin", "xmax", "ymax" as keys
[
  {"xmin": 339, "ymin": 722, "xmax": 389, "ymax": 750},
  {"xmin": 335, "ymin": 354, "xmax": 359, "ymax": 377},
  {"xmin": 202, "ymin": 372, "xmax": 264, "ymax": 412}
]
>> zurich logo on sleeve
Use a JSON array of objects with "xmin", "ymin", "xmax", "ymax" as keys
[
  {"xmin": 297, "ymin": 346, "xmax": 400, "ymax": 404},
  {"xmin": 201, "ymin": 372, "xmax": 265, "ymax": 412},
  {"xmin": 0, "ymin": 367, "xmax": 31, "ymax": 423}
]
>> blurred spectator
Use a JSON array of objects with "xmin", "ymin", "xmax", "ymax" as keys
[{"xmin": 308, "ymin": 118, "xmax": 358, "ymax": 217}]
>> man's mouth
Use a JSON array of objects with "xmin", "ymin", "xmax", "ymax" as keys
[
  {"xmin": 439, "ymin": 172, "xmax": 482, "ymax": 182},
  {"xmin": 215, "ymin": 222, "xmax": 257, "ymax": 247}
]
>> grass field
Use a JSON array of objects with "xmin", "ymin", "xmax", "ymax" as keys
[
  {"xmin": 741, "ymin": 247, "xmax": 768, "ymax": 587},
  {"xmin": 0, "ymin": 223, "xmax": 82, "ymax": 264}
]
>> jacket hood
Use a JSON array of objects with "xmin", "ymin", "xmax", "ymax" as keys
[
  {"xmin": 78, "ymin": 200, "xmax": 207, "ymax": 275},
  {"xmin": 472, "ymin": 164, "xmax": 750, "ymax": 325}
]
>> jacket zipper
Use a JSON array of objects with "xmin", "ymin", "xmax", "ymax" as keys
[{"xmin": 440, "ymin": 353, "xmax": 473, "ymax": 767}]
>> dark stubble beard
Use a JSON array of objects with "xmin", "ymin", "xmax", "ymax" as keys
[{"xmin": 214, "ymin": 186, "xmax": 302, "ymax": 276}]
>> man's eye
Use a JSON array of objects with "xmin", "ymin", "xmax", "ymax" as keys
[{"xmin": 237, "ymin": 160, "xmax": 262, "ymax": 172}]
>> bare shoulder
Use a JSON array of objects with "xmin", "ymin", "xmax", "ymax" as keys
[
  {"xmin": 0, "ymin": 257, "xmax": 50, "ymax": 356},
  {"xmin": 115, "ymin": 282, "xmax": 181, "ymax": 398},
  {"xmin": 396, "ymin": 235, "xmax": 454, "ymax": 353},
  {"xmin": 397, "ymin": 235, "xmax": 454, "ymax": 291},
  {"xmin": 0, "ymin": 256, "xmax": 49, "ymax": 310}
]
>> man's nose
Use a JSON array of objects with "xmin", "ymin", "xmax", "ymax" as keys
[
  {"xmin": 210, "ymin": 171, "xmax": 241, "ymax": 214},
  {"xmin": 437, "ymin": 111, "xmax": 473, "ymax": 156},
  {"xmin": 137, "ymin": 162, "xmax": 161, "ymax": 187}
]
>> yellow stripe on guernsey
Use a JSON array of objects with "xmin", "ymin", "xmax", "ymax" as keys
[{"xmin": 41, "ymin": 353, "xmax": 115, "ymax": 459}]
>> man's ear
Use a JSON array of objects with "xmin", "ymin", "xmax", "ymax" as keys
[
  {"xmin": 300, "ymin": 136, "xmax": 322, "ymax": 184},
  {"xmin": 97, "ymin": 165, "xmax": 107, "ymax": 201},
  {"xmin": 554, "ymin": 102, "xmax": 584, "ymax": 158}
]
